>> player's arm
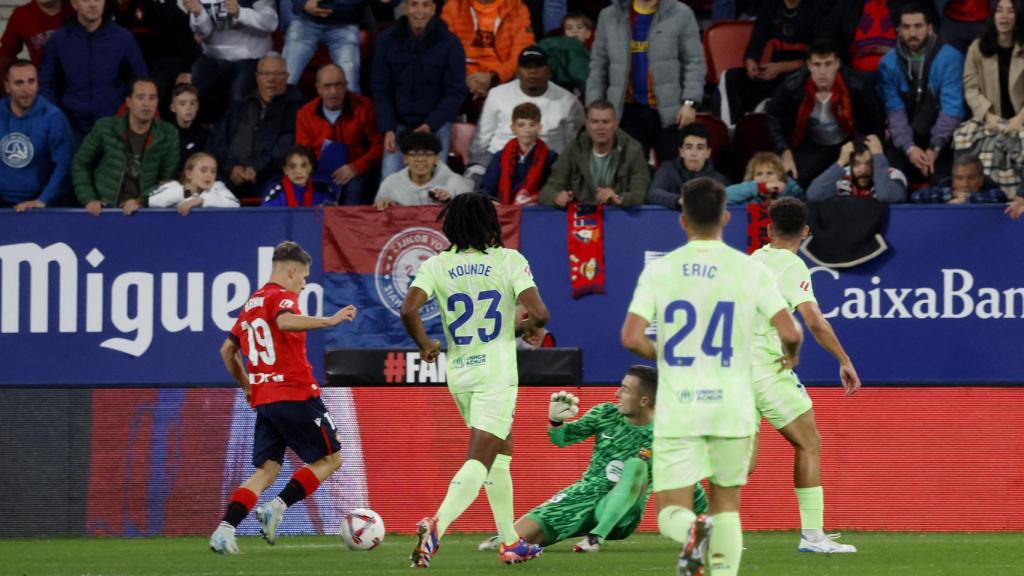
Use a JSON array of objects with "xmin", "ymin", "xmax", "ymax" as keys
[
  {"xmin": 276, "ymin": 305, "xmax": 357, "ymax": 332},
  {"xmin": 549, "ymin": 399, "xmax": 603, "ymax": 447},
  {"xmin": 515, "ymin": 286, "xmax": 550, "ymax": 337},
  {"xmin": 796, "ymin": 301, "xmax": 861, "ymax": 396},
  {"xmin": 220, "ymin": 335, "xmax": 251, "ymax": 403},
  {"xmin": 401, "ymin": 286, "xmax": 441, "ymax": 362},
  {"xmin": 620, "ymin": 313, "xmax": 656, "ymax": 360},
  {"xmin": 770, "ymin": 307, "xmax": 804, "ymax": 371}
]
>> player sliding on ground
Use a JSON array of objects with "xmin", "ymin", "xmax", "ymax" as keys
[
  {"xmin": 478, "ymin": 366, "xmax": 708, "ymax": 554},
  {"xmin": 748, "ymin": 197, "xmax": 861, "ymax": 553},
  {"xmin": 209, "ymin": 241, "xmax": 357, "ymax": 555},
  {"xmin": 621, "ymin": 178, "xmax": 803, "ymax": 576},
  {"xmin": 401, "ymin": 193, "xmax": 550, "ymax": 567}
]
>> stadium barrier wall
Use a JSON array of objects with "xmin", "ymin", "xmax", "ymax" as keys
[{"xmin": 1, "ymin": 206, "xmax": 1022, "ymax": 536}]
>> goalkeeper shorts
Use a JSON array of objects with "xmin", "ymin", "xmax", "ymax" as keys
[{"xmin": 524, "ymin": 480, "xmax": 644, "ymax": 545}]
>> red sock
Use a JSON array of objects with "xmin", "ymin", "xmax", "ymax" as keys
[
  {"xmin": 278, "ymin": 467, "xmax": 321, "ymax": 507},
  {"xmin": 222, "ymin": 487, "xmax": 258, "ymax": 527}
]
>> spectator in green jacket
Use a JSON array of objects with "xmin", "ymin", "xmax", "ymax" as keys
[
  {"xmin": 539, "ymin": 100, "xmax": 650, "ymax": 208},
  {"xmin": 72, "ymin": 77, "xmax": 179, "ymax": 215}
]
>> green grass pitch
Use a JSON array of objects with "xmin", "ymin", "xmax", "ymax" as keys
[{"xmin": 2, "ymin": 532, "xmax": 1021, "ymax": 575}]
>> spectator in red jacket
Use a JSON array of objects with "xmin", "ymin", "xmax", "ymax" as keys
[
  {"xmin": 295, "ymin": 64, "xmax": 382, "ymax": 205},
  {"xmin": 0, "ymin": 0, "xmax": 72, "ymax": 73}
]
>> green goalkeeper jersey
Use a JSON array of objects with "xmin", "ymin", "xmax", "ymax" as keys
[
  {"xmin": 410, "ymin": 246, "xmax": 536, "ymax": 392},
  {"xmin": 750, "ymin": 245, "xmax": 817, "ymax": 381},
  {"xmin": 549, "ymin": 403, "xmax": 654, "ymax": 489}
]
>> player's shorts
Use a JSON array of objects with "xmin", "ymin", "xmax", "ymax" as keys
[
  {"xmin": 523, "ymin": 480, "xmax": 644, "ymax": 545},
  {"xmin": 252, "ymin": 397, "xmax": 341, "ymax": 467},
  {"xmin": 653, "ymin": 435, "xmax": 754, "ymax": 491},
  {"xmin": 753, "ymin": 369, "xmax": 813, "ymax": 430},
  {"xmin": 450, "ymin": 385, "xmax": 517, "ymax": 440}
]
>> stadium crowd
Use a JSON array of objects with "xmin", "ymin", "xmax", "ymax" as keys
[{"xmin": 2, "ymin": 0, "xmax": 1024, "ymax": 219}]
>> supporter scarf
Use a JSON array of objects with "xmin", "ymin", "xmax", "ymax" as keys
[
  {"xmin": 282, "ymin": 177, "xmax": 314, "ymax": 207},
  {"xmin": 498, "ymin": 139, "xmax": 549, "ymax": 205},
  {"xmin": 791, "ymin": 72, "xmax": 855, "ymax": 148},
  {"xmin": 746, "ymin": 184, "xmax": 774, "ymax": 254},
  {"xmin": 567, "ymin": 203, "xmax": 606, "ymax": 298}
]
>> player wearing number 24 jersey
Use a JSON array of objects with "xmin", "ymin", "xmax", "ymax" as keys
[
  {"xmin": 209, "ymin": 241, "xmax": 357, "ymax": 556},
  {"xmin": 622, "ymin": 179, "xmax": 803, "ymax": 576},
  {"xmin": 401, "ymin": 193, "xmax": 550, "ymax": 568}
]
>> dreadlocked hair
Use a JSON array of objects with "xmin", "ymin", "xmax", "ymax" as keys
[{"xmin": 439, "ymin": 193, "xmax": 504, "ymax": 253}]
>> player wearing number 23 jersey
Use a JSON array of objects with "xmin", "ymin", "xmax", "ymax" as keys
[
  {"xmin": 402, "ymin": 194, "xmax": 549, "ymax": 567},
  {"xmin": 210, "ymin": 241, "xmax": 357, "ymax": 557}
]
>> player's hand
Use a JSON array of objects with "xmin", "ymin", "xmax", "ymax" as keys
[
  {"xmin": 548, "ymin": 391, "xmax": 580, "ymax": 423},
  {"xmin": 328, "ymin": 305, "xmax": 357, "ymax": 326},
  {"xmin": 777, "ymin": 353, "xmax": 800, "ymax": 372},
  {"xmin": 839, "ymin": 362, "xmax": 861, "ymax": 396},
  {"xmin": 420, "ymin": 340, "xmax": 442, "ymax": 363}
]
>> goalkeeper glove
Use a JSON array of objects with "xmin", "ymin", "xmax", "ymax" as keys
[{"xmin": 548, "ymin": 391, "xmax": 580, "ymax": 424}]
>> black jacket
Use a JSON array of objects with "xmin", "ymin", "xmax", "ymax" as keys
[{"xmin": 210, "ymin": 86, "xmax": 305, "ymax": 185}]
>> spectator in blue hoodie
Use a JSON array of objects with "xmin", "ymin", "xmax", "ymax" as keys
[
  {"xmin": 282, "ymin": 0, "xmax": 365, "ymax": 92},
  {"xmin": 0, "ymin": 60, "xmax": 73, "ymax": 211},
  {"xmin": 39, "ymin": 0, "xmax": 147, "ymax": 139},
  {"xmin": 371, "ymin": 0, "xmax": 467, "ymax": 177}
]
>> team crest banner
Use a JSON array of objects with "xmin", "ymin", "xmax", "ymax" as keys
[{"xmin": 322, "ymin": 206, "xmax": 521, "ymax": 350}]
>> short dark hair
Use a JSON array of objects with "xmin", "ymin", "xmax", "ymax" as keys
[
  {"xmin": 806, "ymin": 37, "xmax": 839, "ymax": 60},
  {"xmin": 129, "ymin": 76, "xmax": 158, "ymax": 97},
  {"xmin": 272, "ymin": 241, "xmax": 312, "ymax": 266},
  {"xmin": 851, "ymin": 136, "xmax": 871, "ymax": 158},
  {"xmin": 400, "ymin": 131, "xmax": 443, "ymax": 155},
  {"xmin": 681, "ymin": 178, "xmax": 727, "ymax": 229},
  {"xmin": 953, "ymin": 154, "xmax": 984, "ymax": 174},
  {"xmin": 171, "ymin": 83, "xmax": 199, "ymax": 100},
  {"xmin": 282, "ymin": 144, "xmax": 316, "ymax": 170},
  {"xmin": 563, "ymin": 11, "xmax": 594, "ymax": 30},
  {"xmin": 679, "ymin": 122, "xmax": 710, "ymax": 145},
  {"xmin": 768, "ymin": 197, "xmax": 808, "ymax": 238},
  {"xmin": 440, "ymin": 193, "xmax": 504, "ymax": 252},
  {"xmin": 5, "ymin": 58, "xmax": 33, "ymax": 78},
  {"xmin": 512, "ymin": 102, "xmax": 542, "ymax": 123},
  {"xmin": 626, "ymin": 365, "xmax": 657, "ymax": 406},
  {"xmin": 586, "ymin": 99, "xmax": 616, "ymax": 117},
  {"xmin": 896, "ymin": 1, "xmax": 936, "ymax": 26}
]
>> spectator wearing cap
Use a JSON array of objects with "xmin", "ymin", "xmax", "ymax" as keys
[
  {"xmin": 467, "ymin": 45, "xmax": 584, "ymax": 178},
  {"xmin": 371, "ymin": 0, "xmax": 468, "ymax": 178},
  {"xmin": 295, "ymin": 63, "xmax": 382, "ymax": 205},
  {"xmin": 586, "ymin": 0, "xmax": 705, "ymax": 162},
  {"xmin": 373, "ymin": 131, "xmax": 474, "ymax": 209},
  {"xmin": 647, "ymin": 123, "xmax": 728, "ymax": 209},
  {"xmin": 441, "ymin": 0, "xmax": 534, "ymax": 104}
]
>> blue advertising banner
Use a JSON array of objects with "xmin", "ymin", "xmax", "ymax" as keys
[
  {"xmin": 1, "ymin": 205, "xmax": 1021, "ymax": 386},
  {"xmin": 0, "ymin": 209, "xmax": 326, "ymax": 385}
]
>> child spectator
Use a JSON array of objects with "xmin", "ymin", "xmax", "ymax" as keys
[
  {"xmin": 480, "ymin": 102, "xmax": 558, "ymax": 205},
  {"xmin": 148, "ymin": 152, "xmax": 239, "ymax": 214},
  {"xmin": 261, "ymin": 146, "xmax": 335, "ymax": 207},
  {"xmin": 374, "ymin": 131, "xmax": 473, "ymax": 209},
  {"xmin": 169, "ymin": 84, "xmax": 209, "ymax": 171},
  {"xmin": 726, "ymin": 151, "xmax": 804, "ymax": 205},
  {"xmin": 537, "ymin": 12, "xmax": 593, "ymax": 93}
]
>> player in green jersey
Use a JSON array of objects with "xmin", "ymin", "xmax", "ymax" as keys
[
  {"xmin": 478, "ymin": 366, "xmax": 709, "ymax": 553},
  {"xmin": 401, "ymin": 193, "xmax": 550, "ymax": 568},
  {"xmin": 748, "ymin": 197, "xmax": 861, "ymax": 554},
  {"xmin": 621, "ymin": 178, "xmax": 804, "ymax": 576}
]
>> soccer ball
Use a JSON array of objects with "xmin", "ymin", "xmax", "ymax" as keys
[{"xmin": 340, "ymin": 508, "xmax": 385, "ymax": 551}]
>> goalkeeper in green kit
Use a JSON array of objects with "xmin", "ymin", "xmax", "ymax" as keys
[{"xmin": 479, "ymin": 366, "xmax": 708, "ymax": 553}]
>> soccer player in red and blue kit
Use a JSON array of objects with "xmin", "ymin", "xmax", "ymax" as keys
[{"xmin": 209, "ymin": 241, "xmax": 357, "ymax": 554}]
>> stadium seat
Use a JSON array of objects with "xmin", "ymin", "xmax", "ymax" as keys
[
  {"xmin": 702, "ymin": 20, "xmax": 754, "ymax": 85},
  {"xmin": 682, "ymin": 0, "xmax": 713, "ymax": 12},
  {"xmin": 731, "ymin": 113, "xmax": 775, "ymax": 181},
  {"xmin": 692, "ymin": 113, "xmax": 730, "ymax": 164},
  {"xmin": 448, "ymin": 122, "xmax": 476, "ymax": 172}
]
